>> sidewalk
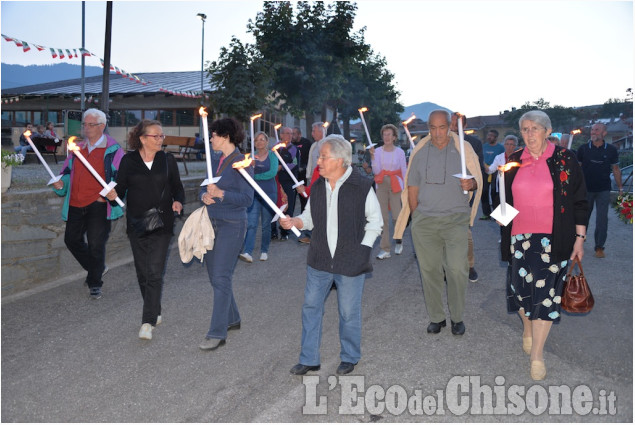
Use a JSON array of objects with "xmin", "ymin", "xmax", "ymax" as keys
[{"xmin": 1, "ymin": 189, "xmax": 632, "ymax": 421}]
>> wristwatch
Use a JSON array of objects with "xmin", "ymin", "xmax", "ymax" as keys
[{"xmin": 575, "ymin": 233, "xmax": 586, "ymax": 241}]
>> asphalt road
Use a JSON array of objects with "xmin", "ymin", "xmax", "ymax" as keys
[{"xmin": 1, "ymin": 197, "xmax": 632, "ymax": 422}]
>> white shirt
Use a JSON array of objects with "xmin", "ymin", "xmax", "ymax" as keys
[
  {"xmin": 486, "ymin": 151, "xmax": 507, "ymax": 193},
  {"xmin": 296, "ymin": 166, "xmax": 382, "ymax": 257}
]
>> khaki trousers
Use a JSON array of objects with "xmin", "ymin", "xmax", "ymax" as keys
[
  {"xmin": 376, "ymin": 177, "xmax": 402, "ymax": 251},
  {"xmin": 411, "ymin": 211, "xmax": 469, "ymax": 323}
]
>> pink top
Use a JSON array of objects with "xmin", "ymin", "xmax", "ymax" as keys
[
  {"xmin": 371, "ymin": 146, "xmax": 407, "ymax": 189},
  {"xmin": 511, "ymin": 142, "xmax": 555, "ymax": 236}
]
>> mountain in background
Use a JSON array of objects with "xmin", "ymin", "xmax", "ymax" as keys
[
  {"xmin": 400, "ymin": 102, "xmax": 452, "ymax": 121},
  {"xmin": 1, "ymin": 63, "xmax": 105, "ymax": 89}
]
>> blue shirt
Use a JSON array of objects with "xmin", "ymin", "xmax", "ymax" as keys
[{"xmin": 483, "ymin": 143, "xmax": 504, "ymax": 165}]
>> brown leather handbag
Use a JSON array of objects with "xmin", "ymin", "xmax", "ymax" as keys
[{"xmin": 561, "ymin": 256, "xmax": 594, "ymax": 313}]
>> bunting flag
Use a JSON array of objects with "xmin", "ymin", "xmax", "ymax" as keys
[
  {"xmin": 34, "ymin": 44, "xmax": 45, "ymax": 51},
  {"xmin": 50, "ymin": 47, "xmax": 57, "ymax": 58},
  {"xmin": 22, "ymin": 41, "xmax": 30, "ymax": 52},
  {"xmin": 58, "ymin": 48, "xmax": 64, "ymax": 59}
]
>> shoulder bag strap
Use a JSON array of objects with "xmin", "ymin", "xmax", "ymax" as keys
[{"xmin": 217, "ymin": 151, "xmax": 240, "ymax": 176}]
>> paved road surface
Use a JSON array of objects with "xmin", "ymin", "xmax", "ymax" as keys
[{"xmin": 2, "ymin": 196, "xmax": 632, "ymax": 422}]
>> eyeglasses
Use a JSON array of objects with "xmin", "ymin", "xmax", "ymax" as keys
[
  {"xmin": 82, "ymin": 122, "xmax": 104, "ymax": 127},
  {"xmin": 317, "ymin": 155, "xmax": 335, "ymax": 161},
  {"xmin": 520, "ymin": 126, "xmax": 545, "ymax": 134},
  {"xmin": 144, "ymin": 134, "xmax": 166, "ymax": 141}
]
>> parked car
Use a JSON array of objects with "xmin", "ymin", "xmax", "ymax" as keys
[{"xmin": 611, "ymin": 164, "xmax": 633, "ymax": 193}]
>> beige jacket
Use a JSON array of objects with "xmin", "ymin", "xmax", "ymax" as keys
[
  {"xmin": 178, "ymin": 206, "xmax": 215, "ymax": 263},
  {"xmin": 393, "ymin": 132, "xmax": 483, "ymax": 239}
]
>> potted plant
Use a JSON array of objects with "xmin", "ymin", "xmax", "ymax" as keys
[{"xmin": 1, "ymin": 150, "xmax": 24, "ymax": 192}]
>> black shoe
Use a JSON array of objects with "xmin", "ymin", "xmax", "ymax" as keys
[
  {"xmin": 89, "ymin": 287, "xmax": 102, "ymax": 300},
  {"xmin": 289, "ymin": 363, "xmax": 320, "ymax": 375},
  {"xmin": 426, "ymin": 320, "xmax": 446, "ymax": 334},
  {"xmin": 468, "ymin": 267, "xmax": 478, "ymax": 282},
  {"xmin": 271, "ymin": 234, "xmax": 279, "ymax": 240},
  {"xmin": 336, "ymin": 361, "xmax": 356, "ymax": 375},
  {"xmin": 228, "ymin": 322, "xmax": 241, "ymax": 331},
  {"xmin": 280, "ymin": 235, "xmax": 289, "ymax": 241},
  {"xmin": 451, "ymin": 321, "xmax": 465, "ymax": 336}
]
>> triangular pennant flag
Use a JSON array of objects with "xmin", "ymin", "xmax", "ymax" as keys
[
  {"xmin": 80, "ymin": 48, "xmax": 91, "ymax": 57},
  {"xmin": 22, "ymin": 41, "xmax": 30, "ymax": 52},
  {"xmin": 35, "ymin": 44, "xmax": 45, "ymax": 51},
  {"xmin": 115, "ymin": 66, "xmax": 121, "ymax": 75},
  {"xmin": 65, "ymin": 49, "xmax": 72, "ymax": 58},
  {"xmin": 50, "ymin": 48, "xmax": 58, "ymax": 58},
  {"xmin": 109, "ymin": 64, "xmax": 114, "ymax": 71},
  {"xmin": 58, "ymin": 49, "xmax": 65, "ymax": 59},
  {"xmin": 2, "ymin": 34, "xmax": 14, "ymax": 42},
  {"xmin": 100, "ymin": 59, "xmax": 105, "ymax": 67},
  {"xmin": 13, "ymin": 39, "xmax": 23, "ymax": 47},
  {"xmin": 73, "ymin": 49, "xmax": 78, "ymax": 57}
]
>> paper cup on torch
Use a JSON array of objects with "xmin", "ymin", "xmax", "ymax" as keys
[
  {"xmin": 67, "ymin": 137, "xmax": 125, "ymax": 207},
  {"xmin": 489, "ymin": 162, "xmax": 520, "ymax": 226},
  {"xmin": 272, "ymin": 143, "xmax": 307, "ymax": 197},
  {"xmin": 23, "ymin": 130, "xmax": 62, "ymax": 185},
  {"xmin": 199, "ymin": 107, "xmax": 220, "ymax": 186},
  {"xmin": 233, "ymin": 154, "xmax": 301, "ymax": 236}
]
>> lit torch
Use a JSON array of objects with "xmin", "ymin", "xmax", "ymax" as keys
[
  {"xmin": 199, "ymin": 107, "xmax": 220, "ymax": 186},
  {"xmin": 67, "ymin": 137, "xmax": 125, "ymax": 207},
  {"xmin": 452, "ymin": 113, "xmax": 473, "ymax": 194},
  {"xmin": 272, "ymin": 143, "xmax": 307, "ymax": 198},
  {"xmin": 233, "ymin": 155, "xmax": 301, "ymax": 236},
  {"xmin": 23, "ymin": 130, "xmax": 62, "ymax": 185},
  {"xmin": 250, "ymin": 113, "xmax": 263, "ymax": 158},
  {"xmin": 567, "ymin": 129, "xmax": 582, "ymax": 150},
  {"xmin": 402, "ymin": 114, "xmax": 416, "ymax": 151},
  {"xmin": 274, "ymin": 123, "xmax": 282, "ymax": 143},
  {"xmin": 489, "ymin": 161, "xmax": 521, "ymax": 225},
  {"xmin": 358, "ymin": 107, "xmax": 376, "ymax": 149},
  {"xmin": 321, "ymin": 121, "xmax": 329, "ymax": 140}
]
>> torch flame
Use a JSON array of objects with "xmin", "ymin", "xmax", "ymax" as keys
[
  {"xmin": 358, "ymin": 107, "xmax": 368, "ymax": 113},
  {"xmin": 232, "ymin": 154, "xmax": 253, "ymax": 169},
  {"xmin": 403, "ymin": 114, "xmax": 416, "ymax": 126},
  {"xmin": 274, "ymin": 124, "xmax": 282, "ymax": 130},
  {"xmin": 322, "ymin": 121, "xmax": 329, "ymax": 128},
  {"xmin": 198, "ymin": 106, "xmax": 208, "ymax": 117},
  {"xmin": 250, "ymin": 113, "xmax": 262, "ymax": 121},
  {"xmin": 272, "ymin": 142, "xmax": 286, "ymax": 151},
  {"xmin": 499, "ymin": 162, "xmax": 521, "ymax": 172},
  {"xmin": 67, "ymin": 136, "xmax": 79, "ymax": 152},
  {"xmin": 465, "ymin": 129, "xmax": 475, "ymax": 135},
  {"xmin": 571, "ymin": 129, "xmax": 582, "ymax": 135},
  {"xmin": 24, "ymin": 130, "xmax": 32, "ymax": 137}
]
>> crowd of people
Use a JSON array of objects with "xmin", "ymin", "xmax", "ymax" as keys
[{"xmin": 49, "ymin": 106, "xmax": 625, "ymax": 381}]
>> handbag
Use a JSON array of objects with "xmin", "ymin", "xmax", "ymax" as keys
[
  {"xmin": 561, "ymin": 256, "xmax": 594, "ymax": 313},
  {"xmin": 129, "ymin": 154, "xmax": 169, "ymax": 235}
]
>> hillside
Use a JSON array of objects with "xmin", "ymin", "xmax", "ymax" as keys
[
  {"xmin": 1, "ymin": 63, "xmax": 105, "ymax": 88},
  {"xmin": 400, "ymin": 102, "xmax": 452, "ymax": 121}
]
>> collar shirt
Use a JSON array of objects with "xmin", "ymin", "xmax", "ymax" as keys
[{"xmin": 86, "ymin": 134, "xmax": 106, "ymax": 154}]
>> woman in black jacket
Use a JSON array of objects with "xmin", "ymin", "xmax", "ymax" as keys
[
  {"xmin": 107, "ymin": 120, "xmax": 184, "ymax": 341},
  {"xmin": 500, "ymin": 110, "xmax": 588, "ymax": 381}
]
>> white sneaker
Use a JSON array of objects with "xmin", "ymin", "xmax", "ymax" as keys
[
  {"xmin": 376, "ymin": 250, "xmax": 391, "ymax": 260},
  {"xmin": 156, "ymin": 315, "xmax": 162, "ymax": 326},
  {"xmin": 139, "ymin": 323, "xmax": 153, "ymax": 340},
  {"xmin": 260, "ymin": 253, "xmax": 268, "ymax": 261},
  {"xmin": 102, "ymin": 265, "xmax": 109, "ymax": 277},
  {"xmin": 239, "ymin": 253, "xmax": 253, "ymax": 263},
  {"xmin": 395, "ymin": 243, "xmax": 403, "ymax": 255}
]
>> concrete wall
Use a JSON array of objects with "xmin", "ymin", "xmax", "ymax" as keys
[{"xmin": 1, "ymin": 178, "xmax": 203, "ymax": 298}]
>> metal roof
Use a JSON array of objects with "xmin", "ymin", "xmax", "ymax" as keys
[{"xmin": 1, "ymin": 71, "xmax": 215, "ymax": 96}]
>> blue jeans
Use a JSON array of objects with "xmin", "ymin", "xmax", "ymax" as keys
[
  {"xmin": 129, "ymin": 230, "xmax": 172, "ymax": 326},
  {"xmin": 279, "ymin": 180, "xmax": 296, "ymax": 237},
  {"xmin": 64, "ymin": 201, "xmax": 111, "ymax": 288},
  {"xmin": 244, "ymin": 189, "xmax": 276, "ymax": 255},
  {"xmin": 299, "ymin": 266, "xmax": 366, "ymax": 366},
  {"xmin": 14, "ymin": 144, "xmax": 32, "ymax": 157},
  {"xmin": 203, "ymin": 216, "xmax": 246, "ymax": 339},
  {"xmin": 587, "ymin": 190, "xmax": 610, "ymax": 250}
]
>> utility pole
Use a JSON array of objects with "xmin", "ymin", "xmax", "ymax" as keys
[
  {"xmin": 80, "ymin": 1, "xmax": 85, "ymax": 112},
  {"xmin": 100, "ymin": 1, "xmax": 113, "ymax": 118}
]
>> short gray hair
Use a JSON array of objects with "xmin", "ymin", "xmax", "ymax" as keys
[
  {"xmin": 83, "ymin": 108, "xmax": 107, "ymax": 125},
  {"xmin": 428, "ymin": 109, "xmax": 451, "ymax": 125},
  {"xmin": 518, "ymin": 110, "xmax": 552, "ymax": 131},
  {"xmin": 322, "ymin": 134, "xmax": 352, "ymax": 167},
  {"xmin": 311, "ymin": 121, "xmax": 324, "ymax": 130},
  {"xmin": 504, "ymin": 135, "xmax": 519, "ymax": 144}
]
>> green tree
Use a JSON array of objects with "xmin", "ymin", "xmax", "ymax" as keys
[{"xmin": 206, "ymin": 36, "xmax": 272, "ymax": 122}]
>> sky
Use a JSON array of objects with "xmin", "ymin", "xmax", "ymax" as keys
[{"xmin": 1, "ymin": 0, "xmax": 633, "ymax": 117}]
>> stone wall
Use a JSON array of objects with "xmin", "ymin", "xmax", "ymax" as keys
[{"xmin": 1, "ymin": 178, "xmax": 203, "ymax": 298}]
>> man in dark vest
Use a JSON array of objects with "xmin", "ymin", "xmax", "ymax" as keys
[{"xmin": 280, "ymin": 135, "xmax": 382, "ymax": 376}]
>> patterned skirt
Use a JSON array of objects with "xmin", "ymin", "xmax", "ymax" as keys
[{"xmin": 506, "ymin": 233, "xmax": 569, "ymax": 322}]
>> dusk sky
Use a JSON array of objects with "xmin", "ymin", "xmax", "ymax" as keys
[{"xmin": 1, "ymin": 0, "xmax": 632, "ymax": 117}]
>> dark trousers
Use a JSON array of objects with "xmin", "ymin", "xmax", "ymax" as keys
[
  {"xmin": 279, "ymin": 180, "xmax": 297, "ymax": 237},
  {"xmin": 129, "ymin": 230, "xmax": 172, "ymax": 326},
  {"xmin": 204, "ymin": 216, "xmax": 246, "ymax": 339},
  {"xmin": 480, "ymin": 171, "xmax": 499, "ymax": 216},
  {"xmin": 64, "ymin": 201, "xmax": 111, "ymax": 288}
]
